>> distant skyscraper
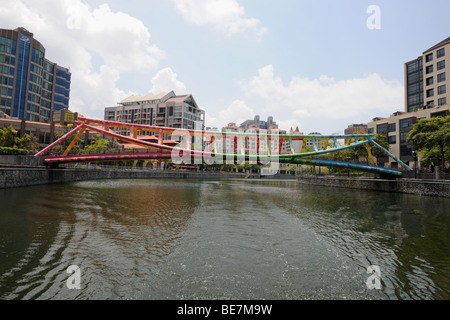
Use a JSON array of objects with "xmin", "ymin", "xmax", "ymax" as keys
[
  {"xmin": 240, "ymin": 115, "xmax": 277, "ymax": 130},
  {"xmin": 0, "ymin": 27, "xmax": 71, "ymax": 123}
]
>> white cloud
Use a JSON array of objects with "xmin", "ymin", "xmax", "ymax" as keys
[
  {"xmin": 219, "ymin": 100, "xmax": 255, "ymax": 127},
  {"xmin": 172, "ymin": 0, "xmax": 267, "ymax": 38},
  {"xmin": 202, "ymin": 100, "xmax": 256, "ymax": 129},
  {"xmin": 203, "ymin": 112, "xmax": 221, "ymax": 129},
  {"xmin": 0, "ymin": 0, "xmax": 165, "ymax": 119},
  {"xmin": 203, "ymin": 98, "xmax": 306, "ymax": 133},
  {"xmin": 150, "ymin": 68, "xmax": 187, "ymax": 95},
  {"xmin": 276, "ymin": 119, "xmax": 304, "ymax": 134},
  {"xmin": 240, "ymin": 64, "xmax": 404, "ymax": 121}
]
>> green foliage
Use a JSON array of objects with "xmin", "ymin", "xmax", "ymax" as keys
[
  {"xmin": 332, "ymin": 133, "xmax": 389, "ymax": 163},
  {"xmin": 418, "ymin": 147, "xmax": 450, "ymax": 167},
  {"xmin": 53, "ymin": 130, "xmax": 113, "ymax": 154},
  {"xmin": 407, "ymin": 116, "xmax": 450, "ymax": 166},
  {"xmin": 0, "ymin": 146, "xmax": 29, "ymax": 155},
  {"xmin": 54, "ymin": 125, "xmax": 84, "ymax": 151},
  {"xmin": 0, "ymin": 125, "xmax": 36, "ymax": 151},
  {"xmin": 84, "ymin": 135, "xmax": 110, "ymax": 152}
]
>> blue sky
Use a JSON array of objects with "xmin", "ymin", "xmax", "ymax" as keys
[{"xmin": 1, "ymin": 0, "xmax": 450, "ymax": 134}]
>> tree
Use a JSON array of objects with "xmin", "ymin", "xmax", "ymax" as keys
[
  {"xmin": 84, "ymin": 135, "xmax": 110, "ymax": 152},
  {"xmin": 369, "ymin": 133, "xmax": 390, "ymax": 159},
  {"xmin": 408, "ymin": 116, "xmax": 450, "ymax": 168},
  {"xmin": 51, "ymin": 125, "xmax": 84, "ymax": 154},
  {"xmin": 0, "ymin": 125, "xmax": 36, "ymax": 151},
  {"xmin": 333, "ymin": 132, "xmax": 389, "ymax": 163},
  {"xmin": 0, "ymin": 125, "xmax": 17, "ymax": 148}
]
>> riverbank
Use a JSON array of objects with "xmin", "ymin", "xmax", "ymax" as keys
[
  {"xmin": 0, "ymin": 154, "xmax": 297, "ymax": 188},
  {"xmin": 296, "ymin": 175, "xmax": 450, "ymax": 198},
  {"xmin": 0, "ymin": 166, "xmax": 254, "ymax": 189}
]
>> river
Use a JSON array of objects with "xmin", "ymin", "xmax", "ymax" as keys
[{"xmin": 0, "ymin": 178, "xmax": 449, "ymax": 300}]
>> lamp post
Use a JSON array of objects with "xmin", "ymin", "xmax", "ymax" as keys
[{"xmin": 412, "ymin": 150, "xmax": 418, "ymax": 179}]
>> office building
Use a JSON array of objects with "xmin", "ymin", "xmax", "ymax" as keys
[{"xmin": 0, "ymin": 27, "xmax": 71, "ymax": 123}]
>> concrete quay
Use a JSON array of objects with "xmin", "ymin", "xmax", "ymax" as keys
[{"xmin": 296, "ymin": 175, "xmax": 450, "ymax": 198}]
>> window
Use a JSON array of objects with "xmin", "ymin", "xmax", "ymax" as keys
[
  {"xmin": 438, "ymin": 97, "xmax": 447, "ymax": 106},
  {"xmin": 368, "ymin": 128, "xmax": 374, "ymax": 134},
  {"xmin": 431, "ymin": 111, "xmax": 448, "ymax": 118},
  {"xmin": 438, "ymin": 85, "xmax": 446, "ymax": 95},
  {"xmin": 0, "ymin": 54, "xmax": 14, "ymax": 65},
  {"xmin": 0, "ymin": 97, "xmax": 12, "ymax": 107},
  {"xmin": 426, "ymin": 53, "xmax": 433, "ymax": 62},
  {"xmin": 0, "ymin": 37, "xmax": 14, "ymax": 54},
  {"xmin": 426, "ymin": 65, "xmax": 433, "ymax": 74},
  {"xmin": 427, "ymin": 88, "xmax": 434, "ymax": 97},
  {"xmin": 407, "ymin": 72, "xmax": 422, "ymax": 83},
  {"xmin": 400, "ymin": 118, "xmax": 415, "ymax": 130},
  {"xmin": 426, "ymin": 77, "xmax": 434, "ymax": 86},
  {"xmin": 0, "ymin": 65, "xmax": 10, "ymax": 75},
  {"xmin": 437, "ymin": 48, "xmax": 445, "ymax": 58},
  {"xmin": 408, "ymin": 93, "xmax": 422, "ymax": 105},
  {"xmin": 376, "ymin": 123, "xmax": 388, "ymax": 135},
  {"xmin": 427, "ymin": 100, "xmax": 435, "ymax": 106},
  {"xmin": 438, "ymin": 72, "xmax": 446, "ymax": 82},
  {"xmin": 437, "ymin": 60, "xmax": 445, "ymax": 70},
  {"xmin": 407, "ymin": 61, "xmax": 420, "ymax": 73},
  {"xmin": 400, "ymin": 132, "xmax": 409, "ymax": 143},
  {"xmin": 388, "ymin": 135, "xmax": 397, "ymax": 144},
  {"xmin": 388, "ymin": 123, "xmax": 396, "ymax": 132},
  {"xmin": 408, "ymin": 82, "xmax": 422, "ymax": 93},
  {"xmin": 400, "ymin": 145, "xmax": 413, "ymax": 157}
]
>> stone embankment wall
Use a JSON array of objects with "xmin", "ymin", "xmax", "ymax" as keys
[
  {"xmin": 0, "ymin": 155, "xmax": 297, "ymax": 189},
  {"xmin": 0, "ymin": 167, "xmax": 249, "ymax": 189},
  {"xmin": 296, "ymin": 175, "xmax": 450, "ymax": 198},
  {"xmin": 0, "ymin": 155, "xmax": 44, "ymax": 167}
]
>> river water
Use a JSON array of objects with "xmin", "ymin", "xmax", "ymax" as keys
[{"xmin": 0, "ymin": 178, "xmax": 449, "ymax": 300}]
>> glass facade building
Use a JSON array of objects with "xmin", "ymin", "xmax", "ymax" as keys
[
  {"xmin": 404, "ymin": 37, "xmax": 450, "ymax": 113},
  {"xmin": 0, "ymin": 27, "xmax": 71, "ymax": 123}
]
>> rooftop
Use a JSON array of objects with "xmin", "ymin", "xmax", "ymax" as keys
[
  {"xmin": 423, "ymin": 36, "xmax": 450, "ymax": 54},
  {"xmin": 118, "ymin": 91, "xmax": 173, "ymax": 105},
  {"xmin": 166, "ymin": 95, "xmax": 190, "ymax": 104}
]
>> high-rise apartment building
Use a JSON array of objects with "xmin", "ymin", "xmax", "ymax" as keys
[
  {"xmin": 104, "ymin": 91, "xmax": 205, "ymax": 136},
  {"xmin": 405, "ymin": 37, "xmax": 449, "ymax": 112},
  {"xmin": 0, "ymin": 27, "xmax": 71, "ymax": 123},
  {"xmin": 368, "ymin": 37, "xmax": 450, "ymax": 168}
]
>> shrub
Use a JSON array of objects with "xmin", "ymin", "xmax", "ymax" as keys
[{"xmin": 0, "ymin": 146, "xmax": 29, "ymax": 155}]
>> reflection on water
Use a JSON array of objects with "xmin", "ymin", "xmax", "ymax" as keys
[{"xmin": 0, "ymin": 179, "xmax": 449, "ymax": 300}]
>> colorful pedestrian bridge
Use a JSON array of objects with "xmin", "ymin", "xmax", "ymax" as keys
[{"xmin": 35, "ymin": 117, "xmax": 412, "ymax": 177}]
